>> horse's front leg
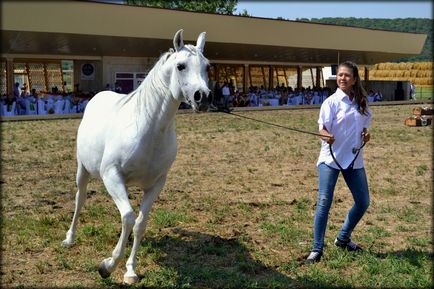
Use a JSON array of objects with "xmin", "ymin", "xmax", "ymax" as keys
[
  {"xmin": 98, "ymin": 167, "xmax": 136, "ymax": 279},
  {"xmin": 124, "ymin": 175, "xmax": 167, "ymax": 285}
]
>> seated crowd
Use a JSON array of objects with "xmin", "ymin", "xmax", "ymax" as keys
[
  {"xmin": 1, "ymin": 84, "xmax": 94, "ymax": 117},
  {"xmin": 211, "ymin": 82, "xmax": 334, "ymax": 109},
  {"xmin": 208, "ymin": 82, "xmax": 384, "ymax": 110},
  {"xmin": 2, "ymin": 81, "xmax": 384, "ymax": 116}
]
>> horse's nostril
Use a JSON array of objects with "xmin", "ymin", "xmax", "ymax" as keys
[
  {"xmin": 194, "ymin": 91, "xmax": 201, "ymax": 102},
  {"xmin": 202, "ymin": 91, "xmax": 208, "ymax": 101}
]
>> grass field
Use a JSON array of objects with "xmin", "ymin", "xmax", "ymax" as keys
[
  {"xmin": 416, "ymin": 86, "xmax": 433, "ymax": 100},
  {"xmin": 1, "ymin": 104, "xmax": 432, "ymax": 288}
]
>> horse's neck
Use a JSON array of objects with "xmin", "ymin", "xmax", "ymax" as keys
[{"xmin": 133, "ymin": 72, "xmax": 179, "ymax": 133}]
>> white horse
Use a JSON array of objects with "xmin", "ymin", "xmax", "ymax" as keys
[{"xmin": 62, "ymin": 29, "xmax": 210, "ymax": 284}]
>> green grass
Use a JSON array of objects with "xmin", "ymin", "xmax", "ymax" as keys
[
  {"xmin": 415, "ymin": 86, "xmax": 433, "ymax": 100},
  {"xmin": 1, "ymin": 105, "xmax": 432, "ymax": 288}
]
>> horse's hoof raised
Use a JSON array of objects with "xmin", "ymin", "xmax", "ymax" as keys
[
  {"xmin": 98, "ymin": 261, "xmax": 111, "ymax": 279},
  {"xmin": 123, "ymin": 274, "xmax": 139, "ymax": 285}
]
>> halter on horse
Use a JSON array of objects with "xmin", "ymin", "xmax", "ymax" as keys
[{"xmin": 62, "ymin": 29, "xmax": 210, "ymax": 284}]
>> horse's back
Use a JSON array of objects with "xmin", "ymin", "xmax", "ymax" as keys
[{"xmin": 82, "ymin": 91, "xmax": 126, "ymax": 122}]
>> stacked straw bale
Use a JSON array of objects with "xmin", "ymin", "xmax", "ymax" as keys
[{"xmin": 364, "ymin": 62, "xmax": 432, "ymax": 86}]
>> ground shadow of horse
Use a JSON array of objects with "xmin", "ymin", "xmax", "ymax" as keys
[
  {"xmin": 139, "ymin": 229, "xmax": 346, "ymax": 288},
  {"xmin": 137, "ymin": 228, "xmax": 299, "ymax": 288},
  {"xmin": 136, "ymin": 230, "xmax": 432, "ymax": 288}
]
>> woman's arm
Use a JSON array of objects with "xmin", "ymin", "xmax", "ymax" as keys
[{"xmin": 319, "ymin": 126, "xmax": 335, "ymax": 144}]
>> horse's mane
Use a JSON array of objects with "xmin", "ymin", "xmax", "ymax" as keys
[
  {"xmin": 117, "ymin": 49, "xmax": 175, "ymax": 118},
  {"xmin": 120, "ymin": 45, "xmax": 205, "ymax": 119}
]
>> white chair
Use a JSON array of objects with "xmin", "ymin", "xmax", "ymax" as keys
[
  {"xmin": 4, "ymin": 102, "xmax": 16, "ymax": 116},
  {"xmin": 25, "ymin": 98, "xmax": 37, "ymax": 115},
  {"xmin": 46, "ymin": 95, "xmax": 55, "ymax": 113},
  {"xmin": 63, "ymin": 98, "xmax": 71, "ymax": 114},
  {"xmin": 54, "ymin": 99, "xmax": 65, "ymax": 114},
  {"xmin": 313, "ymin": 92, "xmax": 320, "ymax": 105},
  {"xmin": 293, "ymin": 95, "xmax": 301, "ymax": 105},
  {"xmin": 80, "ymin": 99, "xmax": 89, "ymax": 113},
  {"xmin": 37, "ymin": 99, "xmax": 47, "ymax": 115},
  {"xmin": 269, "ymin": 99, "xmax": 279, "ymax": 106}
]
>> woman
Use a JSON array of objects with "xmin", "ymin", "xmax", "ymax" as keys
[{"xmin": 306, "ymin": 61, "xmax": 372, "ymax": 264}]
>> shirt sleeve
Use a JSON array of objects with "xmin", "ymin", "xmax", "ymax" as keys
[
  {"xmin": 364, "ymin": 106, "xmax": 373, "ymax": 128},
  {"xmin": 318, "ymin": 100, "xmax": 333, "ymax": 131}
]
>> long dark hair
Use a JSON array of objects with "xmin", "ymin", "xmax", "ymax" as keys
[{"xmin": 338, "ymin": 61, "xmax": 368, "ymax": 115}]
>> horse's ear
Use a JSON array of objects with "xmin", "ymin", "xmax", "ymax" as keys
[
  {"xmin": 173, "ymin": 29, "xmax": 184, "ymax": 52},
  {"xmin": 196, "ymin": 32, "xmax": 206, "ymax": 53}
]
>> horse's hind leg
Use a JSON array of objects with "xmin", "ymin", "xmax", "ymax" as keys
[
  {"xmin": 98, "ymin": 167, "xmax": 136, "ymax": 279},
  {"xmin": 124, "ymin": 176, "xmax": 167, "ymax": 284},
  {"xmin": 62, "ymin": 161, "xmax": 90, "ymax": 247}
]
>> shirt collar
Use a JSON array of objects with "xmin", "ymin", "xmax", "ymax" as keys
[{"xmin": 336, "ymin": 88, "xmax": 354, "ymax": 103}]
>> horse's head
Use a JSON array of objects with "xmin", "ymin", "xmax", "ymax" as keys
[{"xmin": 166, "ymin": 29, "xmax": 210, "ymax": 112}]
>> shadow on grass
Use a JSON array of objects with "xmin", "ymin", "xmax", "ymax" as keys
[
  {"xmin": 138, "ymin": 228, "xmax": 322, "ymax": 288},
  {"xmin": 373, "ymin": 248, "xmax": 433, "ymax": 268}
]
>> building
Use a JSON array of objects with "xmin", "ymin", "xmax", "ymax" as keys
[{"xmin": 1, "ymin": 1, "xmax": 427, "ymax": 97}]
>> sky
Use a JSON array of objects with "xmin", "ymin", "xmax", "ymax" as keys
[{"xmin": 235, "ymin": 1, "xmax": 433, "ymax": 20}]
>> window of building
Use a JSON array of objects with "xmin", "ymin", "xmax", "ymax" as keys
[
  {"xmin": 115, "ymin": 72, "xmax": 147, "ymax": 94},
  {"xmin": 8, "ymin": 60, "xmax": 73, "ymax": 94},
  {"xmin": 62, "ymin": 60, "xmax": 74, "ymax": 93}
]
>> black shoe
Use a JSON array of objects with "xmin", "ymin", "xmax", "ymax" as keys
[
  {"xmin": 305, "ymin": 251, "xmax": 323, "ymax": 264},
  {"xmin": 334, "ymin": 238, "xmax": 363, "ymax": 251}
]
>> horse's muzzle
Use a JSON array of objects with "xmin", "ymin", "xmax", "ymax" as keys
[{"xmin": 194, "ymin": 90, "xmax": 209, "ymax": 112}]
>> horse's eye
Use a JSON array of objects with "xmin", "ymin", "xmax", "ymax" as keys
[{"xmin": 177, "ymin": 63, "xmax": 186, "ymax": 71}]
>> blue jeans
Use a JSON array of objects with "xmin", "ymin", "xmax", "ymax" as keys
[{"xmin": 312, "ymin": 163, "xmax": 370, "ymax": 252}]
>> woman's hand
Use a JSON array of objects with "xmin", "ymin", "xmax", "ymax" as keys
[
  {"xmin": 319, "ymin": 128, "xmax": 335, "ymax": 144},
  {"xmin": 325, "ymin": 134, "xmax": 335, "ymax": 144},
  {"xmin": 362, "ymin": 129, "xmax": 370, "ymax": 143}
]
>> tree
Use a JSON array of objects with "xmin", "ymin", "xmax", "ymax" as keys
[{"xmin": 126, "ymin": 0, "xmax": 238, "ymax": 15}]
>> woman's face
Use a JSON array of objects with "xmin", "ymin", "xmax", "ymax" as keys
[{"xmin": 336, "ymin": 65, "xmax": 356, "ymax": 95}]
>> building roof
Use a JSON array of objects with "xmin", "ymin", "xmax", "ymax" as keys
[{"xmin": 1, "ymin": 1, "xmax": 427, "ymax": 65}]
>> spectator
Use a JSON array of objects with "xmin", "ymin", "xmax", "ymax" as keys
[
  {"xmin": 410, "ymin": 82, "xmax": 416, "ymax": 100},
  {"xmin": 367, "ymin": 90, "xmax": 375, "ymax": 102},
  {"xmin": 115, "ymin": 82, "xmax": 122, "ymax": 93},
  {"xmin": 213, "ymin": 81, "xmax": 223, "ymax": 108},
  {"xmin": 374, "ymin": 90, "xmax": 383, "ymax": 102},
  {"xmin": 5, "ymin": 94, "xmax": 17, "ymax": 114},
  {"xmin": 16, "ymin": 91, "xmax": 27, "ymax": 115},
  {"xmin": 13, "ymin": 82, "xmax": 20, "ymax": 98},
  {"xmin": 222, "ymin": 82, "xmax": 231, "ymax": 108}
]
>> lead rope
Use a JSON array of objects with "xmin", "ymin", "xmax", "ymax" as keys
[
  {"xmin": 221, "ymin": 110, "xmax": 365, "ymax": 171},
  {"xmin": 221, "ymin": 110, "xmax": 331, "ymax": 138},
  {"xmin": 329, "ymin": 141, "xmax": 366, "ymax": 171}
]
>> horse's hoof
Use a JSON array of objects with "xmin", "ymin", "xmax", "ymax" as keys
[
  {"xmin": 123, "ymin": 274, "xmax": 139, "ymax": 285},
  {"xmin": 61, "ymin": 239, "xmax": 73, "ymax": 247},
  {"xmin": 98, "ymin": 260, "xmax": 111, "ymax": 279}
]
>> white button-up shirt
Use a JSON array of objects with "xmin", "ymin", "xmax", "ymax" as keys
[{"xmin": 317, "ymin": 88, "xmax": 372, "ymax": 169}]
